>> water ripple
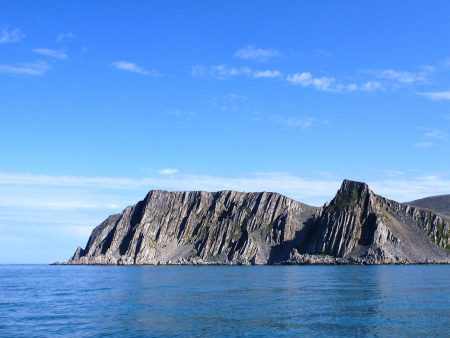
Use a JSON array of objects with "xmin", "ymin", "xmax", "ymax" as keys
[{"xmin": 1, "ymin": 265, "xmax": 450, "ymax": 337}]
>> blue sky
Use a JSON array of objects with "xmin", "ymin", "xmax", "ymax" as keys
[{"xmin": 1, "ymin": 1, "xmax": 450, "ymax": 263}]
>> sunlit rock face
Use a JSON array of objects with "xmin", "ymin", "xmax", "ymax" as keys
[{"xmin": 68, "ymin": 180, "xmax": 450, "ymax": 265}]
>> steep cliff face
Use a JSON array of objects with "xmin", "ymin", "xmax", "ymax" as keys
[
  {"xmin": 300, "ymin": 180, "xmax": 450, "ymax": 263},
  {"xmin": 68, "ymin": 180, "xmax": 450, "ymax": 265},
  {"xmin": 303, "ymin": 180, "xmax": 391, "ymax": 259},
  {"xmin": 69, "ymin": 190, "xmax": 318, "ymax": 265}
]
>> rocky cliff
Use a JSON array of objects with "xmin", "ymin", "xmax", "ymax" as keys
[{"xmin": 68, "ymin": 180, "xmax": 450, "ymax": 265}]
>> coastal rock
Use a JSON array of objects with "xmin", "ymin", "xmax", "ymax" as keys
[{"xmin": 68, "ymin": 180, "xmax": 450, "ymax": 265}]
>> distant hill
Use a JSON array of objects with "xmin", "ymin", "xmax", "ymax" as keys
[{"xmin": 406, "ymin": 195, "xmax": 450, "ymax": 217}]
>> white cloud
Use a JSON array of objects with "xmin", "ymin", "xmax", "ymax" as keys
[
  {"xmin": 33, "ymin": 48, "xmax": 68, "ymax": 60},
  {"xmin": 112, "ymin": 61, "xmax": 156, "ymax": 75},
  {"xmin": 286, "ymin": 72, "xmax": 336, "ymax": 91},
  {"xmin": 194, "ymin": 65, "xmax": 384, "ymax": 93},
  {"xmin": 286, "ymin": 72, "xmax": 384, "ymax": 93},
  {"xmin": 233, "ymin": 45, "xmax": 281, "ymax": 61},
  {"xmin": 253, "ymin": 70, "xmax": 283, "ymax": 78},
  {"xmin": 194, "ymin": 64, "xmax": 433, "ymax": 94},
  {"xmin": 193, "ymin": 61, "xmax": 436, "ymax": 94},
  {"xmin": 374, "ymin": 68, "xmax": 430, "ymax": 85},
  {"xmin": 56, "ymin": 32, "xmax": 74, "ymax": 42},
  {"xmin": 157, "ymin": 168, "xmax": 179, "ymax": 175},
  {"xmin": 287, "ymin": 72, "xmax": 316, "ymax": 86},
  {"xmin": 359, "ymin": 81, "xmax": 384, "ymax": 91},
  {"xmin": 0, "ymin": 61, "xmax": 50, "ymax": 76},
  {"xmin": 0, "ymin": 27, "xmax": 25, "ymax": 44},
  {"xmin": 192, "ymin": 64, "xmax": 282, "ymax": 80},
  {"xmin": 191, "ymin": 64, "xmax": 251, "ymax": 78},
  {"xmin": 420, "ymin": 90, "xmax": 450, "ymax": 101}
]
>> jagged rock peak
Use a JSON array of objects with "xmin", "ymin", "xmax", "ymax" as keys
[
  {"xmin": 338, "ymin": 179, "xmax": 370, "ymax": 194},
  {"xmin": 324, "ymin": 179, "xmax": 373, "ymax": 212}
]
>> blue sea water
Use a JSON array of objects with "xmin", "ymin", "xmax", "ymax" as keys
[{"xmin": 1, "ymin": 265, "xmax": 450, "ymax": 337}]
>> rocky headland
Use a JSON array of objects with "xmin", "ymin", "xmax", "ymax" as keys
[{"xmin": 67, "ymin": 180, "xmax": 450, "ymax": 265}]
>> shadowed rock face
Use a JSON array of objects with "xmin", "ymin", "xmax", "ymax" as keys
[{"xmin": 68, "ymin": 180, "xmax": 450, "ymax": 265}]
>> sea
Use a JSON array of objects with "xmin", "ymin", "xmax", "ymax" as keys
[{"xmin": 1, "ymin": 265, "xmax": 450, "ymax": 337}]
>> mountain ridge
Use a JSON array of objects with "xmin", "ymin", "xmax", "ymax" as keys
[
  {"xmin": 67, "ymin": 180, "xmax": 450, "ymax": 265},
  {"xmin": 406, "ymin": 195, "xmax": 450, "ymax": 218}
]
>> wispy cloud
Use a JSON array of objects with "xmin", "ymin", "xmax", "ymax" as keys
[
  {"xmin": 194, "ymin": 64, "xmax": 436, "ymax": 93},
  {"xmin": 371, "ymin": 67, "xmax": 432, "ymax": 86},
  {"xmin": 355, "ymin": 81, "xmax": 384, "ymax": 92},
  {"xmin": 0, "ymin": 61, "xmax": 50, "ymax": 76},
  {"xmin": 420, "ymin": 90, "xmax": 450, "ymax": 101},
  {"xmin": 210, "ymin": 93, "xmax": 315, "ymax": 129},
  {"xmin": 0, "ymin": 171, "xmax": 340, "ymax": 207},
  {"xmin": 33, "ymin": 48, "xmax": 68, "ymax": 60},
  {"xmin": 195, "ymin": 48, "xmax": 445, "ymax": 96},
  {"xmin": 253, "ymin": 70, "xmax": 283, "ymax": 78},
  {"xmin": 2, "ymin": 171, "xmax": 449, "ymax": 207},
  {"xmin": 414, "ymin": 128, "xmax": 448, "ymax": 148},
  {"xmin": 157, "ymin": 168, "xmax": 179, "ymax": 175},
  {"xmin": 0, "ymin": 27, "xmax": 25, "ymax": 44},
  {"xmin": 56, "ymin": 32, "xmax": 74, "ymax": 42},
  {"xmin": 195, "ymin": 63, "xmax": 443, "ymax": 94},
  {"xmin": 112, "ymin": 61, "xmax": 156, "ymax": 75},
  {"xmin": 192, "ymin": 64, "xmax": 249, "ymax": 78},
  {"xmin": 233, "ymin": 45, "xmax": 282, "ymax": 62},
  {"xmin": 423, "ymin": 128, "xmax": 447, "ymax": 140},
  {"xmin": 192, "ymin": 64, "xmax": 282, "ymax": 79},
  {"xmin": 286, "ymin": 72, "xmax": 335, "ymax": 91},
  {"xmin": 286, "ymin": 72, "xmax": 382, "ymax": 92}
]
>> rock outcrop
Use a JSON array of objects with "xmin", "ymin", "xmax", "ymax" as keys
[
  {"xmin": 302, "ymin": 180, "xmax": 450, "ymax": 263},
  {"xmin": 68, "ymin": 180, "xmax": 450, "ymax": 265}
]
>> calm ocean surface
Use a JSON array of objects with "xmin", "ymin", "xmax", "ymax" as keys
[{"xmin": 1, "ymin": 265, "xmax": 450, "ymax": 337}]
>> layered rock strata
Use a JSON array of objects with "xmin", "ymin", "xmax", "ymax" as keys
[{"xmin": 68, "ymin": 180, "xmax": 450, "ymax": 265}]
